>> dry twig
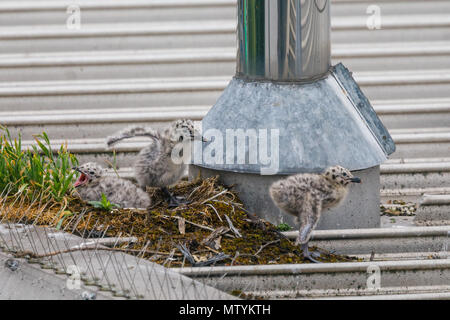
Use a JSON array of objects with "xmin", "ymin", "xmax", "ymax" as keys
[{"xmin": 224, "ymin": 214, "xmax": 242, "ymax": 238}]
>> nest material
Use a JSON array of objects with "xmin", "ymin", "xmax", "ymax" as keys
[
  {"xmin": 380, "ymin": 200, "xmax": 417, "ymax": 216},
  {"xmin": 1, "ymin": 176, "xmax": 356, "ymax": 266}
]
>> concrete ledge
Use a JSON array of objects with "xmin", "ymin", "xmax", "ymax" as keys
[
  {"xmin": 0, "ymin": 251, "xmax": 113, "ymax": 300},
  {"xmin": 0, "ymin": 76, "xmax": 230, "ymax": 96},
  {"xmin": 381, "ymin": 187, "xmax": 450, "ymax": 203},
  {"xmin": 324, "ymin": 292, "xmax": 450, "ymax": 300},
  {"xmin": 333, "ymin": 41, "xmax": 450, "ymax": 58},
  {"xmin": 0, "ymin": 21, "xmax": 237, "ymax": 39},
  {"xmin": 391, "ymin": 131, "xmax": 450, "ymax": 143},
  {"xmin": 177, "ymin": 259, "xmax": 450, "ymax": 276},
  {"xmin": 354, "ymin": 251, "xmax": 450, "ymax": 262},
  {"xmin": 283, "ymin": 226, "xmax": 450, "ymax": 255},
  {"xmin": 381, "ymin": 172, "xmax": 449, "ymax": 190},
  {"xmin": 332, "ymin": 14, "xmax": 450, "ymax": 30},
  {"xmin": 176, "ymin": 259, "xmax": 450, "ymax": 277},
  {"xmin": 0, "ymin": 0, "xmax": 236, "ymax": 11},
  {"xmin": 175, "ymin": 259, "xmax": 450, "ymax": 294},
  {"xmin": 421, "ymin": 194, "xmax": 450, "ymax": 205},
  {"xmin": 0, "ymin": 106, "xmax": 209, "ymax": 125},
  {"xmin": 415, "ymin": 207, "xmax": 450, "ymax": 226},
  {"xmin": 247, "ymin": 286, "xmax": 450, "ymax": 300},
  {"xmin": 381, "ymin": 162, "xmax": 450, "ymax": 173},
  {"xmin": 389, "ymin": 130, "xmax": 450, "ymax": 159},
  {"xmin": 284, "ymin": 225, "xmax": 450, "ymax": 240},
  {"xmin": 414, "ymin": 192, "xmax": 450, "ymax": 225},
  {"xmin": 385, "ymin": 157, "xmax": 450, "ymax": 164},
  {"xmin": 415, "ymin": 220, "xmax": 450, "ymax": 227},
  {"xmin": 0, "ymin": 48, "xmax": 236, "ymax": 67},
  {"xmin": 414, "ymin": 194, "xmax": 450, "ymax": 226},
  {"xmin": 374, "ymin": 98, "xmax": 450, "ymax": 114}
]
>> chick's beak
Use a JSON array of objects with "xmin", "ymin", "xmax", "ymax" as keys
[{"xmin": 350, "ymin": 177, "xmax": 361, "ymax": 183}]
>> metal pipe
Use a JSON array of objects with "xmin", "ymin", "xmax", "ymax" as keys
[{"xmin": 236, "ymin": 0, "xmax": 331, "ymax": 82}]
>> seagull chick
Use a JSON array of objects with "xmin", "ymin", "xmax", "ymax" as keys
[
  {"xmin": 73, "ymin": 162, "xmax": 151, "ymax": 209},
  {"xmin": 106, "ymin": 119, "xmax": 205, "ymax": 207},
  {"xmin": 269, "ymin": 165, "xmax": 361, "ymax": 263}
]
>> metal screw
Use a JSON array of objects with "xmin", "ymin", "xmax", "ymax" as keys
[
  {"xmin": 5, "ymin": 259, "xmax": 19, "ymax": 271},
  {"xmin": 81, "ymin": 291, "xmax": 96, "ymax": 300}
]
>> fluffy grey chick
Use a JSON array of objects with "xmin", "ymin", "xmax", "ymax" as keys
[
  {"xmin": 106, "ymin": 119, "xmax": 205, "ymax": 207},
  {"xmin": 73, "ymin": 162, "xmax": 151, "ymax": 209},
  {"xmin": 270, "ymin": 165, "xmax": 361, "ymax": 263}
]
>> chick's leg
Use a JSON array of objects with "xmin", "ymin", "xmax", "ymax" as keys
[
  {"xmin": 298, "ymin": 199, "xmax": 322, "ymax": 263},
  {"xmin": 161, "ymin": 187, "xmax": 189, "ymax": 208},
  {"xmin": 298, "ymin": 224, "xmax": 321, "ymax": 263},
  {"xmin": 301, "ymin": 243, "xmax": 321, "ymax": 263}
]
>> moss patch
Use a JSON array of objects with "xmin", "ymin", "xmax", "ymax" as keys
[{"xmin": 1, "ymin": 176, "xmax": 357, "ymax": 267}]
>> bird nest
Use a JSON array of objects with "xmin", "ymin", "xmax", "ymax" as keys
[{"xmin": 1, "ymin": 176, "xmax": 356, "ymax": 267}]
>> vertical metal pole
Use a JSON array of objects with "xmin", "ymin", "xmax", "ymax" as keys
[{"xmin": 237, "ymin": 0, "xmax": 331, "ymax": 82}]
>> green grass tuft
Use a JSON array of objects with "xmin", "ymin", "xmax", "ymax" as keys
[
  {"xmin": 0, "ymin": 126, "xmax": 79, "ymax": 203},
  {"xmin": 277, "ymin": 223, "xmax": 292, "ymax": 231},
  {"xmin": 89, "ymin": 193, "xmax": 120, "ymax": 211}
]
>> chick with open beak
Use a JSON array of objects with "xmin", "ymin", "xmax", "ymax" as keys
[
  {"xmin": 270, "ymin": 165, "xmax": 361, "ymax": 263},
  {"xmin": 73, "ymin": 162, "xmax": 151, "ymax": 209},
  {"xmin": 73, "ymin": 164, "xmax": 104, "ymax": 188}
]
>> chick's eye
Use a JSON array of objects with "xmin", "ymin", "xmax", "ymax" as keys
[{"xmin": 343, "ymin": 173, "xmax": 347, "ymax": 176}]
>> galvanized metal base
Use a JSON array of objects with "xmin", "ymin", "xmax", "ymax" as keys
[
  {"xmin": 196, "ymin": 64, "xmax": 395, "ymax": 175},
  {"xmin": 189, "ymin": 165, "xmax": 380, "ymax": 230}
]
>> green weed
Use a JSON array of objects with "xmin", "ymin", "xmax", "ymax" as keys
[
  {"xmin": 277, "ymin": 223, "xmax": 292, "ymax": 231},
  {"xmin": 0, "ymin": 126, "xmax": 78, "ymax": 203},
  {"xmin": 89, "ymin": 193, "xmax": 120, "ymax": 211}
]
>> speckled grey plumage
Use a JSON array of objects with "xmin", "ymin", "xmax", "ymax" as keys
[
  {"xmin": 270, "ymin": 166, "xmax": 361, "ymax": 258},
  {"xmin": 106, "ymin": 120, "xmax": 198, "ymax": 189},
  {"xmin": 74, "ymin": 162, "xmax": 151, "ymax": 209}
]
